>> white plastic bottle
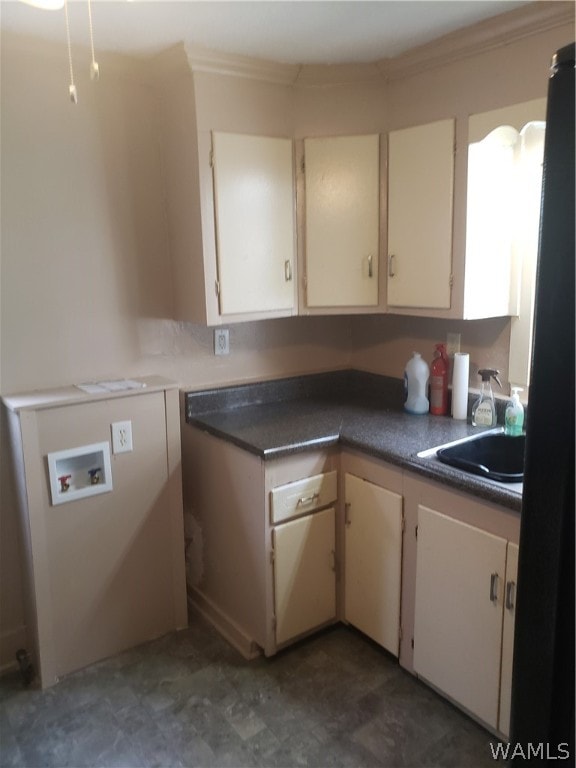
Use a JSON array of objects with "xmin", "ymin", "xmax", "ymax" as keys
[
  {"xmin": 505, "ymin": 387, "xmax": 525, "ymax": 436},
  {"xmin": 404, "ymin": 352, "xmax": 430, "ymax": 415}
]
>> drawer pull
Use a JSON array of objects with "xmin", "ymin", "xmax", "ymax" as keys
[
  {"xmin": 505, "ymin": 580, "xmax": 516, "ymax": 610},
  {"xmin": 270, "ymin": 470, "xmax": 337, "ymax": 524},
  {"xmin": 489, "ymin": 572, "xmax": 499, "ymax": 603},
  {"xmin": 296, "ymin": 492, "xmax": 320, "ymax": 507},
  {"xmin": 284, "ymin": 259, "xmax": 292, "ymax": 282},
  {"xmin": 368, "ymin": 254, "xmax": 373, "ymax": 278},
  {"xmin": 388, "ymin": 253, "xmax": 396, "ymax": 277}
]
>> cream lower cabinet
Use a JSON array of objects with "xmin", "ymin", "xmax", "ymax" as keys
[
  {"xmin": 272, "ymin": 507, "xmax": 336, "ymax": 646},
  {"xmin": 343, "ymin": 472, "xmax": 403, "ymax": 655},
  {"xmin": 184, "ymin": 427, "xmax": 339, "ymax": 659},
  {"xmin": 498, "ymin": 542, "xmax": 519, "ymax": 739},
  {"xmin": 413, "ymin": 505, "xmax": 518, "ymax": 734}
]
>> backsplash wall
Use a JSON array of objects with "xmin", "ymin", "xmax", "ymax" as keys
[
  {"xmin": 133, "ymin": 316, "xmax": 354, "ymax": 390},
  {"xmin": 350, "ymin": 314, "xmax": 512, "ymax": 392}
]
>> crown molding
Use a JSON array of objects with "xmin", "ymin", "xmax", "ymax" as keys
[
  {"xmin": 381, "ymin": 2, "xmax": 575, "ymax": 82},
  {"xmin": 184, "ymin": 43, "xmax": 300, "ymax": 86},
  {"xmin": 293, "ymin": 63, "xmax": 385, "ymax": 87},
  {"xmin": 150, "ymin": 43, "xmax": 386, "ymax": 88},
  {"xmin": 177, "ymin": 2, "xmax": 574, "ymax": 88},
  {"xmin": 3, "ymin": 2, "xmax": 573, "ymax": 90}
]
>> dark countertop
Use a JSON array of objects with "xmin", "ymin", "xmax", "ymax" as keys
[{"xmin": 185, "ymin": 370, "xmax": 522, "ymax": 513}]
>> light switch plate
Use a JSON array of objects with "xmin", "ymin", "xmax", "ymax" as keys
[{"xmin": 111, "ymin": 421, "xmax": 133, "ymax": 453}]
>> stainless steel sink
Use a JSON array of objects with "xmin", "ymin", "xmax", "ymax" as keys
[{"xmin": 418, "ymin": 428, "xmax": 525, "ymax": 483}]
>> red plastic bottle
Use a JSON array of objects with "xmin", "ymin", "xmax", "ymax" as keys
[{"xmin": 430, "ymin": 343, "xmax": 449, "ymax": 415}]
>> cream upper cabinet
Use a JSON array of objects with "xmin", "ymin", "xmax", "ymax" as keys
[
  {"xmin": 413, "ymin": 505, "xmax": 510, "ymax": 731},
  {"xmin": 212, "ymin": 132, "xmax": 296, "ymax": 317},
  {"xmin": 387, "ymin": 119, "xmax": 455, "ymax": 310},
  {"xmin": 304, "ymin": 134, "xmax": 380, "ymax": 309},
  {"xmin": 156, "ymin": 56, "xmax": 297, "ymax": 326},
  {"xmin": 344, "ymin": 473, "xmax": 403, "ymax": 656}
]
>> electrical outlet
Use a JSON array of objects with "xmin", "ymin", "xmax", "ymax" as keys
[
  {"xmin": 214, "ymin": 328, "xmax": 230, "ymax": 356},
  {"xmin": 111, "ymin": 421, "xmax": 133, "ymax": 454},
  {"xmin": 446, "ymin": 332, "xmax": 461, "ymax": 357}
]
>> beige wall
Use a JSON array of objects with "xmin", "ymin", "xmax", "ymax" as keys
[
  {"xmin": 0, "ymin": 35, "xmax": 351, "ymax": 667},
  {"xmin": 1, "ymin": 34, "xmax": 174, "ymax": 671},
  {"xmin": 1, "ymin": 13, "xmax": 573, "ymax": 668},
  {"xmin": 0, "ymin": 35, "xmax": 172, "ymax": 394},
  {"xmin": 350, "ymin": 315, "xmax": 511, "ymax": 387}
]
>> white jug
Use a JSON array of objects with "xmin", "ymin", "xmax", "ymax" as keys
[{"xmin": 404, "ymin": 352, "xmax": 430, "ymax": 415}]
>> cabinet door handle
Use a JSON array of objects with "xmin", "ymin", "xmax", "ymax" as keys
[
  {"xmin": 296, "ymin": 492, "xmax": 319, "ymax": 507},
  {"xmin": 330, "ymin": 549, "xmax": 336, "ymax": 573},
  {"xmin": 344, "ymin": 502, "xmax": 351, "ymax": 527},
  {"xmin": 489, "ymin": 572, "xmax": 499, "ymax": 603},
  {"xmin": 368, "ymin": 254, "xmax": 373, "ymax": 278},
  {"xmin": 284, "ymin": 260, "xmax": 292, "ymax": 282},
  {"xmin": 388, "ymin": 253, "xmax": 396, "ymax": 277},
  {"xmin": 505, "ymin": 580, "xmax": 516, "ymax": 610}
]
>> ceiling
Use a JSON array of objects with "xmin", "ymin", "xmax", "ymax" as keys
[{"xmin": 0, "ymin": 0, "xmax": 532, "ymax": 64}]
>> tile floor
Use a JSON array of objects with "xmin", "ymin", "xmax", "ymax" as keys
[{"xmin": 0, "ymin": 616, "xmax": 503, "ymax": 768}]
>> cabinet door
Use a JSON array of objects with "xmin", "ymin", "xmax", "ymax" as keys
[
  {"xmin": 304, "ymin": 135, "xmax": 379, "ymax": 308},
  {"xmin": 387, "ymin": 119, "xmax": 454, "ymax": 309},
  {"xmin": 273, "ymin": 507, "xmax": 336, "ymax": 646},
  {"xmin": 344, "ymin": 473, "xmax": 402, "ymax": 655},
  {"xmin": 212, "ymin": 132, "xmax": 296, "ymax": 316},
  {"xmin": 499, "ymin": 541, "xmax": 519, "ymax": 738},
  {"xmin": 413, "ymin": 506, "xmax": 506, "ymax": 729}
]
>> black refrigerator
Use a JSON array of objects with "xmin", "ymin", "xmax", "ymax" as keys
[{"xmin": 510, "ymin": 42, "xmax": 575, "ymax": 760}]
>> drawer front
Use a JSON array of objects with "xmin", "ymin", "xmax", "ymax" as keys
[{"xmin": 271, "ymin": 470, "xmax": 337, "ymax": 524}]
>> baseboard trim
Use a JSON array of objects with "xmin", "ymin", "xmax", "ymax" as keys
[
  {"xmin": 187, "ymin": 589, "xmax": 261, "ymax": 661},
  {"xmin": 0, "ymin": 624, "xmax": 28, "ymax": 676}
]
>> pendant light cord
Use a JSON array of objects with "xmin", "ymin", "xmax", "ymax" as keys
[
  {"xmin": 62, "ymin": 0, "xmax": 99, "ymax": 103},
  {"xmin": 63, "ymin": 0, "xmax": 77, "ymax": 103},
  {"xmin": 87, "ymin": 0, "xmax": 99, "ymax": 81}
]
